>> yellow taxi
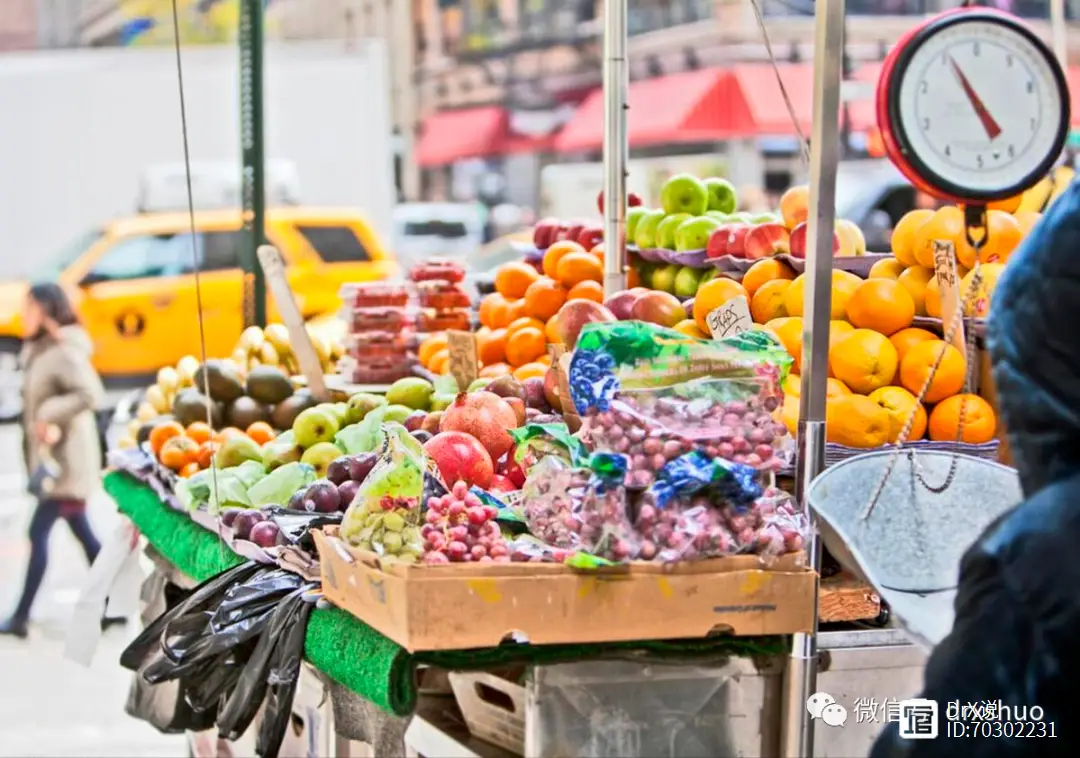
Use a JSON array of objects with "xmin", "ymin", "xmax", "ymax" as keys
[{"xmin": 0, "ymin": 207, "xmax": 394, "ymax": 378}]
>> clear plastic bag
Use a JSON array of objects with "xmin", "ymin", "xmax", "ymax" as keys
[{"xmin": 339, "ymin": 424, "xmax": 426, "ymax": 563}]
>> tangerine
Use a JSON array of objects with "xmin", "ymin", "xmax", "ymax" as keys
[
  {"xmin": 742, "ymin": 258, "xmax": 796, "ymax": 297},
  {"xmin": 567, "ymin": 280, "xmax": 604, "ymax": 303},
  {"xmin": 956, "ymin": 210, "xmax": 1023, "ymax": 268},
  {"xmin": 479, "ymin": 362, "xmax": 512, "ymax": 378},
  {"xmin": 889, "ymin": 327, "xmax": 938, "ymax": 364},
  {"xmin": 783, "ymin": 373, "xmax": 851, "ymax": 398},
  {"xmin": 506, "ymin": 317, "xmax": 546, "ymax": 340},
  {"xmin": 924, "ymin": 276, "xmax": 942, "ymax": 318},
  {"xmin": 428, "ymin": 348, "xmax": 451, "ymax": 375},
  {"xmin": 898, "ymin": 340, "xmax": 966, "ymax": 403},
  {"xmin": 626, "ymin": 266, "xmax": 642, "ymax": 288},
  {"xmin": 750, "ymin": 279, "xmax": 791, "ymax": 324},
  {"xmin": 542, "ymin": 240, "xmax": 586, "ymax": 279},
  {"xmin": 891, "ymin": 209, "xmax": 934, "ymax": 267},
  {"xmin": 506, "ymin": 298, "xmax": 527, "ymax": 322},
  {"xmin": 897, "ymin": 265, "xmax": 935, "ymax": 317},
  {"xmin": 784, "ymin": 270, "xmax": 861, "ymax": 320},
  {"xmin": 505, "ymin": 326, "xmax": 546, "ymax": 367},
  {"xmin": 845, "ymin": 278, "xmax": 915, "ymax": 336},
  {"xmin": 523, "ymin": 277, "xmax": 568, "ymax": 321},
  {"xmin": 478, "ymin": 292, "xmax": 511, "ymax": 329},
  {"xmin": 928, "ymin": 393, "xmax": 996, "ymax": 444},
  {"xmin": 912, "ymin": 206, "xmax": 965, "ymax": 268},
  {"xmin": 513, "ymin": 362, "xmax": 548, "ymax": 381},
  {"xmin": 693, "ymin": 277, "xmax": 749, "ymax": 333},
  {"xmin": 495, "ymin": 261, "xmax": 541, "ymax": 299},
  {"xmin": 418, "ymin": 335, "xmax": 449, "ymax": 368},
  {"xmin": 477, "ymin": 328, "xmax": 508, "ymax": 366},
  {"xmin": 987, "ymin": 192, "xmax": 1024, "ymax": 213},
  {"xmin": 828, "ymin": 328, "xmax": 898, "ymax": 393},
  {"xmin": 160, "ymin": 436, "xmax": 199, "ymax": 472},
  {"xmin": 213, "ymin": 427, "xmax": 246, "ymax": 443},
  {"xmin": 825, "ymin": 394, "xmax": 891, "ymax": 448},
  {"xmin": 196, "ymin": 440, "xmax": 219, "ymax": 469},
  {"xmin": 179, "ymin": 462, "xmax": 201, "ymax": 478},
  {"xmin": 246, "ymin": 422, "xmax": 276, "ymax": 445},
  {"xmin": 150, "ymin": 421, "xmax": 185, "ymax": 456},
  {"xmin": 555, "ymin": 252, "xmax": 604, "ymax": 289},
  {"xmin": 868, "ymin": 386, "xmax": 927, "ymax": 442},
  {"xmin": 773, "ymin": 317, "xmax": 804, "ymax": 372},
  {"xmin": 869, "ymin": 258, "xmax": 906, "ymax": 280},
  {"xmin": 185, "ymin": 421, "xmax": 213, "ymax": 445}
]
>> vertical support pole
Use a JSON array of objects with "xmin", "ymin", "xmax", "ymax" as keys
[
  {"xmin": 1051, "ymin": 0, "xmax": 1067, "ymax": 70},
  {"xmin": 781, "ymin": 1, "xmax": 846, "ymax": 756},
  {"xmin": 240, "ymin": 0, "xmax": 267, "ymax": 328},
  {"xmin": 601, "ymin": 0, "xmax": 628, "ymax": 296}
]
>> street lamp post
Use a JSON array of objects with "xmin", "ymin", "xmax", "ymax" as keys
[{"xmin": 239, "ymin": 0, "xmax": 267, "ymax": 328}]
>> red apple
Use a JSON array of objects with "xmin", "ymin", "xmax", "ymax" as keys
[
  {"xmin": 744, "ymin": 223, "xmax": 791, "ymax": 260},
  {"xmin": 533, "ymin": 218, "xmax": 558, "ymax": 249},
  {"xmin": 726, "ymin": 224, "xmax": 752, "ymax": 259},
  {"xmin": 706, "ymin": 224, "xmax": 733, "ymax": 259},
  {"xmin": 563, "ymin": 221, "xmax": 585, "ymax": 244},
  {"xmin": 577, "ymin": 225, "xmax": 604, "ymax": 250},
  {"xmin": 604, "ymin": 287, "xmax": 648, "ymax": 320},
  {"xmin": 597, "ymin": 191, "xmax": 644, "ymax": 214},
  {"xmin": 789, "ymin": 222, "xmax": 840, "ymax": 259}
]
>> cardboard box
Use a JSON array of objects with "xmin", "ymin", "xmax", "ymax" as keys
[{"xmin": 314, "ymin": 528, "xmax": 816, "ymax": 652}]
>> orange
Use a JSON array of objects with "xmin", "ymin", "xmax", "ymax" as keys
[
  {"xmin": 783, "ymin": 373, "xmax": 851, "ymax": 399},
  {"xmin": 825, "ymin": 394, "xmax": 891, "ymax": 448},
  {"xmin": 418, "ymin": 335, "xmax": 449, "ymax": 368},
  {"xmin": 523, "ymin": 277, "xmax": 568, "ymax": 321},
  {"xmin": 544, "ymin": 317, "xmax": 561, "ymax": 344},
  {"xmin": 536, "ymin": 354, "xmax": 552, "ymax": 366},
  {"xmin": 777, "ymin": 395, "xmax": 800, "ymax": 436},
  {"xmin": 150, "ymin": 421, "xmax": 185, "ymax": 456},
  {"xmin": 868, "ymin": 386, "xmax": 927, "ymax": 442},
  {"xmin": 506, "ymin": 298, "xmax": 527, "ymax": 323},
  {"xmin": 513, "ymin": 362, "xmax": 548, "ymax": 381},
  {"xmin": 924, "ymin": 276, "xmax": 942, "ymax": 319},
  {"xmin": 774, "ymin": 317, "xmax": 804, "ymax": 372},
  {"xmin": 956, "ymin": 210, "xmax": 1023, "ymax": 268},
  {"xmin": 495, "ymin": 261, "xmax": 541, "ymax": 299},
  {"xmin": 750, "ymin": 279, "xmax": 791, "ymax": 323},
  {"xmin": 960, "ymin": 263, "xmax": 1005, "ymax": 318},
  {"xmin": 831, "ymin": 320, "xmax": 855, "ymax": 337},
  {"xmin": 889, "ymin": 327, "xmax": 938, "ymax": 364},
  {"xmin": 589, "ymin": 242, "xmax": 606, "ymax": 261},
  {"xmin": 928, "ymin": 393, "xmax": 997, "ymax": 444},
  {"xmin": 869, "ymin": 258, "xmax": 906, "ymax": 280},
  {"xmin": 765, "ymin": 316, "xmax": 794, "ymax": 333},
  {"xmin": 897, "ymin": 265, "xmax": 935, "ymax": 316},
  {"xmin": 742, "ymin": 258, "xmax": 797, "ymax": 297},
  {"xmin": 912, "ymin": 205, "xmax": 964, "ymax": 268},
  {"xmin": 845, "ymin": 278, "xmax": 915, "ymax": 336},
  {"xmin": 542, "ymin": 240, "xmax": 586, "ymax": 279},
  {"xmin": 626, "ymin": 266, "xmax": 642, "ymax": 288},
  {"xmin": 478, "ymin": 292, "xmax": 511, "ymax": 329},
  {"xmin": 246, "ymin": 422, "xmax": 276, "ymax": 445},
  {"xmin": 195, "ymin": 440, "xmax": 219, "ymax": 469},
  {"xmin": 891, "ymin": 209, "xmax": 934, "ymax": 267},
  {"xmin": 477, "ymin": 328, "xmax": 508, "ymax": 366},
  {"xmin": 567, "ymin": 280, "xmax": 604, "ymax": 303},
  {"xmin": 185, "ymin": 421, "xmax": 213, "ymax": 445},
  {"xmin": 987, "ymin": 192, "xmax": 1024, "ymax": 213},
  {"xmin": 784, "ymin": 270, "xmax": 862, "ymax": 320},
  {"xmin": 506, "ymin": 317, "xmax": 546, "ymax": 340},
  {"xmin": 179, "ymin": 462, "xmax": 201, "ymax": 478},
  {"xmin": 159, "ymin": 436, "xmax": 199, "ymax": 472},
  {"xmin": 898, "ymin": 340, "xmax": 966, "ymax": 403},
  {"xmin": 1014, "ymin": 210, "xmax": 1041, "ymax": 236},
  {"xmin": 505, "ymin": 326, "xmax": 546, "ymax": 367},
  {"xmin": 213, "ymin": 427, "xmax": 247, "ymax": 444},
  {"xmin": 693, "ymin": 277, "xmax": 749, "ymax": 333},
  {"xmin": 673, "ymin": 319, "xmax": 708, "ymax": 338},
  {"xmin": 555, "ymin": 252, "xmax": 604, "ymax": 289},
  {"xmin": 429, "ymin": 348, "xmax": 451, "ymax": 375},
  {"xmin": 479, "ymin": 362, "xmax": 511, "ymax": 378},
  {"xmin": 828, "ymin": 328, "xmax": 898, "ymax": 393}
]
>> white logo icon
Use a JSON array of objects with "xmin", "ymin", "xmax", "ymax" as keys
[
  {"xmin": 807, "ymin": 692, "xmax": 848, "ymax": 728},
  {"xmin": 897, "ymin": 698, "xmax": 938, "ymax": 740}
]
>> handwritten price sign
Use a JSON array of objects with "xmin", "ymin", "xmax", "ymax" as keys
[{"xmin": 706, "ymin": 296, "xmax": 753, "ymax": 339}]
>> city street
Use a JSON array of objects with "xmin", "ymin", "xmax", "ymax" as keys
[{"xmin": 0, "ymin": 422, "xmax": 186, "ymax": 757}]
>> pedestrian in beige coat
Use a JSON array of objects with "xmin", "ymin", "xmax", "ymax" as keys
[{"xmin": 2, "ymin": 283, "xmax": 106, "ymax": 638}]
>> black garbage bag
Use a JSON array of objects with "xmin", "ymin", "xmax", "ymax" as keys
[{"xmin": 870, "ymin": 182, "xmax": 1080, "ymax": 756}]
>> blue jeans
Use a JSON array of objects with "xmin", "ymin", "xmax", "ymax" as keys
[{"xmin": 12, "ymin": 498, "xmax": 100, "ymax": 622}]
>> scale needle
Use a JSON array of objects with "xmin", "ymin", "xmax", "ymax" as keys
[{"xmin": 948, "ymin": 54, "xmax": 1002, "ymax": 140}]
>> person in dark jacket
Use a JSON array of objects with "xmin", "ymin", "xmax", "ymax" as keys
[
  {"xmin": 869, "ymin": 180, "xmax": 1080, "ymax": 756},
  {"xmin": 0, "ymin": 284, "xmax": 106, "ymax": 639}
]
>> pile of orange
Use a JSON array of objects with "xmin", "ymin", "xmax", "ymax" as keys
[
  {"xmin": 149, "ymin": 420, "xmax": 274, "ymax": 477},
  {"xmin": 419, "ymin": 240, "xmax": 606, "ymax": 382}
]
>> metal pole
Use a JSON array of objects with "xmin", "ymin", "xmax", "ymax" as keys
[
  {"xmin": 1051, "ymin": 0, "xmax": 1067, "ymax": 70},
  {"xmin": 601, "ymin": 0, "xmax": 628, "ymax": 296},
  {"xmin": 780, "ymin": 1, "xmax": 846, "ymax": 756},
  {"xmin": 240, "ymin": 0, "xmax": 267, "ymax": 328}
]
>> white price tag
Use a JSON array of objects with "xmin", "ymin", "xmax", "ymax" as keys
[
  {"xmin": 932, "ymin": 240, "xmax": 966, "ymax": 360},
  {"xmin": 706, "ymin": 296, "xmax": 753, "ymax": 339}
]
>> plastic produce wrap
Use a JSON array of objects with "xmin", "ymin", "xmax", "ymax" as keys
[
  {"xmin": 509, "ymin": 422, "xmax": 590, "ymax": 478},
  {"xmin": 521, "ymin": 453, "xmax": 639, "ymax": 562},
  {"xmin": 415, "ymin": 280, "xmax": 471, "ymax": 310},
  {"xmin": 408, "ymin": 258, "xmax": 466, "ymax": 283},
  {"xmin": 339, "ymin": 424, "xmax": 426, "ymax": 562},
  {"xmin": 339, "ymin": 282, "xmax": 410, "ymax": 308},
  {"xmin": 570, "ymin": 322, "xmax": 794, "ymax": 476}
]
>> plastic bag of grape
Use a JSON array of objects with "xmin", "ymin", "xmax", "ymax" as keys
[
  {"xmin": 521, "ymin": 453, "xmax": 639, "ymax": 562},
  {"xmin": 339, "ymin": 423, "xmax": 426, "ymax": 564},
  {"xmin": 569, "ymin": 322, "xmax": 795, "ymax": 482}
]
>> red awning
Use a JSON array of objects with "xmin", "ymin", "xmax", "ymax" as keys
[
  {"xmin": 414, "ymin": 107, "xmax": 554, "ymax": 167},
  {"xmin": 554, "ymin": 68, "xmax": 742, "ymax": 152}
]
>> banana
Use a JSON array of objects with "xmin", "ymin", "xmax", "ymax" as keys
[
  {"xmin": 127, "ymin": 418, "xmax": 142, "ymax": 437},
  {"xmin": 145, "ymin": 384, "xmax": 170, "ymax": 414},
  {"xmin": 176, "ymin": 355, "xmax": 200, "ymax": 387},
  {"xmin": 258, "ymin": 341, "xmax": 280, "ymax": 366},
  {"xmin": 1018, "ymin": 166, "xmax": 1075, "ymax": 213},
  {"xmin": 156, "ymin": 366, "xmax": 180, "ymax": 394},
  {"xmin": 117, "ymin": 435, "xmax": 137, "ymax": 450},
  {"xmin": 310, "ymin": 334, "xmax": 331, "ymax": 363},
  {"xmin": 283, "ymin": 354, "xmax": 300, "ymax": 376},
  {"xmin": 264, "ymin": 323, "xmax": 291, "ymax": 354},
  {"xmin": 136, "ymin": 401, "xmax": 158, "ymax": 422},
  {"xmin": 238, "ymin": 325, "xmax": 265, "ymax": 352}
]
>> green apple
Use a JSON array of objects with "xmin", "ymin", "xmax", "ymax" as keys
[
  {"xmin": 674, "ymin": 216, "xmax": 722, "ymax": 252},
  {"xmin": 650, "ymin": 263, "xmax": 680, "ymax": 294},
  {"xmin": 660, "ymin": 173, "xmax": 709, "ymax": 216},
  {"xmin": 673, "ymin": 266, "xmax": 705, "ymax": 298},
  {"xmin": 382, "ymin": 404, "xmax": 413, "ymax": 425},
  {"xmin": 752, "ymin": 212, "xmax": 781, "ymax": 224},
  {"xmin": 633, "ymin": 209, "xmax": 666, "ymax": 249},
  {"xmin": 625, "ymin": 206, "xmax": 649, "ymax": 242},
  {"xmin": 704, "ymin": 177, "xmax": 738, "ymax": 214},
  {"xmin": 346, "ymin": 392, "xmax": 387, "ymax": 424},
  {"xmin": 292, "ymin": 407, "xmax": 340, "ymax": 448},
  {"xmin": 705, "ymin": 211, "xmax": 730, "ymax": 223},
  {"xmin": 699, "ymin": 268, "xmax": 719, "ymax": 286},
  {"xmin": 656, "ymin": 213, "xmax": 691, "ymax": 249},
  {"xmin": 637, "ymin": 260, "xmax": 657, "ymax": 288}
]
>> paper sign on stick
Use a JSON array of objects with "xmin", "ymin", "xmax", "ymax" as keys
[
  {"xmin": 707, "ymin": 296, "xmax": 753, "ymax": 339},
  {"xmin": 932, "ymin": 241, "xmax": 966, "ymax": 361},
  {"xmin": 446, "ymin": 330, "xmax": 479, "ymax": 391}
]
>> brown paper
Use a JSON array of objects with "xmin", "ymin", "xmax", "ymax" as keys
[
  {"xmin": 932, "ymin": 240, "xmax": 966, "ymax": 362},
  {"xmin": 555, "ymin": 352, "xmax": 581, "ymax": 432},
  {"xmin": 446, "ymin": 330, "xmax": 479, "ymax": 391}
]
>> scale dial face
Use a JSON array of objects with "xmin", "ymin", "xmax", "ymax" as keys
[{"xmin": 884, "ymin": 11, "xmax": 1069, "ymax": 202}]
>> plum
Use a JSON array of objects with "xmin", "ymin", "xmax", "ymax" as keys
[
  {"xmin": 287, "ymin": 488, "xmax": 309, "ymax": 511},
  {"xmin": 232, "ymin": 510, "xmax": 266, "ymax": 541},
  {"xmin": 326, "ymin": 457, "xmax": 352, "ymax": 485},
  {"xmin": 220, "ymin": 507, "xmax": 245, "ymax": 527},
  {"xmin": 337, "ymin": 479, "xmax": 361, "ymax": 509},
  {"xmin": 305, "ymin": 479, "xmax": 341, "ymax": 514},
  {"xmin": 346, "ymin": 453, "xmax": 377, "ymax": 483},
  {"xmin": 249, "ymin": 520, "xmax": 284, "ymax": 548},
  {"xmin": 411, "ymin": 429, "xmax": 433, "ymax": 443},
  {"xmin": 404, "ymin": 411, "xmax": 428, "ymax": 433}
]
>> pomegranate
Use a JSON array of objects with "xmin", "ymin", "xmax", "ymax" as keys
[
  {"xmin": 439, "ymin": 391, "xmax": 518, "ymax": 461},
  {"xmin": 424, "ymin": 431, "xmax": 495, "ymax": 489},
  {"xmin": 501, "ymin": 448, "xmax": 527, "ymax": 488}
]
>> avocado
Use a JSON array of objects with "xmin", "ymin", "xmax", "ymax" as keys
[
  {"xmin": 271, "ymin": 391, "xmax": 318, "ymax": 430},
  {"xmin": 193, "ymin": 359, "xmax": 245, "ymax": 403},
  {"xmin": 172, "ymin": 389, "xmax": 223, "ymax": 427},
  {"xmin": 227, "ymin": 396, "xmax": 271, "ymax": 430},
  {"xmin": 245, "ymin": 365, "xmax": 294, "ymax": 405}
]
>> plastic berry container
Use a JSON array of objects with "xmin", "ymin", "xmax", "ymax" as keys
[
  {"xmin": 415, "ymin": 280, "xmax": 471, "ymax": 310},
  {"xmin": 347, "ymin": 307, "xmax": 413, "ymax": 333},
  {"xmin": 416, "ymin": 308, "xmax": 471, "ymax": 333},
  {"xmin": 341, "ymin": 357, "xmax": 417, "ymax": 385},
  {"xmin": 339, "ymin": 283, "xmax": 410, "ymax": 308},
  {"xmin": 408, "ymin": 259, "xmax": 466, "ymax": 284},
  {"xmin": 346, "ymin": 332, "xmax": 417, "ymax": 362}
]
